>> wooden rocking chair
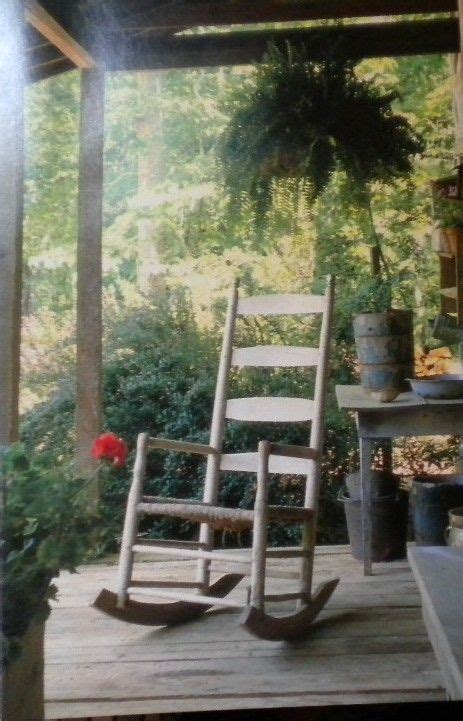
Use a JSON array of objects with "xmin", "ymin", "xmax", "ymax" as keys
[{"xmin": 94, "ymin": 276, "xmax": 338, "ymax": 641}]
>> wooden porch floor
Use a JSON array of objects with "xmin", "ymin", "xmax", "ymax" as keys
[{"xmin": 45, "ymin": 545, "xmax": 447, "ymax": 719}]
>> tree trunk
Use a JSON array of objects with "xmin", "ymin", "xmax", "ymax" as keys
[{"xmin": 136, "ymin": 72, "xmax": 165, "ymax": 292}]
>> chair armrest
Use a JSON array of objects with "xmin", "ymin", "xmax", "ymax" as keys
[
  {"xmin": 267, "ymin": 443, "xmax": 319, "ymax": 461},
  {"xmin": 148, "ymin": 437, "xmax": 217, "ymax": 456}
]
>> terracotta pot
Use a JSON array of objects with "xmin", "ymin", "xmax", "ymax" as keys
[{"xmin": 3, "ymin": 619, "xmax": 45, "ymax": 721}]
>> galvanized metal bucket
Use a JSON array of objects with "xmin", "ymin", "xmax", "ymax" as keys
[
  {"xmin": 339, "ymin": 488, "xmax": 408, "ymax": 562},
  {"xmin": 410, "ymin": 475, "xmax": 463, "ymax": 546},
  {"xmin": 345, "ymin": 469, "xmax": 399, "ymax": 501}
]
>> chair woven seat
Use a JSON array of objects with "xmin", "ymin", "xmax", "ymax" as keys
[{"xmin": 138, "ymin": 499, "xmax": 313, "ymax": 531}]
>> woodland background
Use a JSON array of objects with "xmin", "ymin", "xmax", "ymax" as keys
[{"xmin": 21, "ymin": 54, "xmax": 460, "ymax": 550}]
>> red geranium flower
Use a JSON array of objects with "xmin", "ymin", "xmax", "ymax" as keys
[{"xmin": 92, "ymin": 433, "xmax": 128, "ymax": 467}]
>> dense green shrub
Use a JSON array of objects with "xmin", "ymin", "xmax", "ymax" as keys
[
  {"xmin": 22, "ymin": 287, "xmax": 352, "ymax": 552},
  {"xmin": 2, "ymin": 444, "xmax": 94, "ymax": 662}
]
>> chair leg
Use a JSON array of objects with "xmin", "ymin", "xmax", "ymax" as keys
[
  {"xmin": 196, "ymin": 522, "xmax": 214, "ymax": 593},
  {"xmin": 297, "ymin": 517, "xmax": 316, "ymax": 607},
  {"xmin": 241, "ymin": 442, "xmax": 339, "ymax": 641},
  {"xmin": 116, "ymin": 432, "xmax": 149, "ymax": 608},
  {"xmin": 249, "ymin": 441, "xmax": 270, "ymax": 610}
]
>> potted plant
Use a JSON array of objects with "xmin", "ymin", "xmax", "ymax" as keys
[
  {"xmin": 432, "ymin": 194, "xmax": 463, "ymax": 255},
  {"xmin": 430, "ymin": 168, "xmax": 463, "ymax": 251},
  {"xmin": 221, "ymin": 42, "xmax": 423, "ymax": 401},
  {"xmin": 1, "ymin": 444, "xmax": 99, "ymax": 720}
]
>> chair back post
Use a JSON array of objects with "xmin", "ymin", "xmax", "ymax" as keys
[
  {"xmin": 116, "ymin": 432, "xmax": 149, "ymax": 608},
  {"xmin": 196, "ymin": 279, "xmax": 239, "ymax": 590},
  {"xmin": 299, "ymin": 275, "xmax": 335, "ymax": 601},
  {"xmin": 305, "ymin": 274, "xmax": 335, "ymax": 510}
]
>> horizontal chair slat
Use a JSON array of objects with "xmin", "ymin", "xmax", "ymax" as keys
[
  {"xmin": 132, "ymin": 544, "xmax": 252, "ymax": 563},
  {"xmin": 127, "ymin": 587, "xmax": 244, "ymax": 609},
  {"xmin": 131, "ymin": 544, "xmax": 311, "ymax": 562},
  {"xmin": 220, "ymin": 452, "xmax": 311, "ymax": 475},
  {"xmin": 226, "ymin": 397, "xmax": 314, "ymax": 423},
  {"xmin": 264, "ymin": 591, "xmax": 307, "ymax": 602},
  {"xmin": 237, "ymin": 293, "xmax": 325, "ymax": 316},
  {"xmin": 141, "ymin": 495, "xmax": 208, "ymax": 506},
  {"xmin": 130, "ymin": 580, "xmax": 203, "ymax": 589},
  {"xmin": 268, "ymin": 443, "xmax": 319, "ymax": 460},
  {"xmin": 135, "ymin": 537, "xmax": 207, "ymax": 549},
  {"xmin": 148, "ymin": 437, "xmax": 216, "ymax": 455},
  {"xmin": 231, "ymin": 345, "xmax": 320, "ymax": 368}
]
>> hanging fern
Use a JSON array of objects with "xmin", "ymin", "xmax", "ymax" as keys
[{"xmin": 221, "ymin": 42, "xmax": 424, "ymax": 211}]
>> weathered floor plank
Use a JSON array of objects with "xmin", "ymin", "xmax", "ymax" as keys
[{"xmin": 45, "ymin": 546, "xmax": 446, "ymax": 719}]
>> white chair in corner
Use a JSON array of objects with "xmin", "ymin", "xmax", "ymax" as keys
[{"xmin": 94, "ymin": 276, "xmax": 338, "ymax": 641}]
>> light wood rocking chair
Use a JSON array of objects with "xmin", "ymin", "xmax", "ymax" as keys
[{"xmin": 94, "ymin": 276, "xmax": 338, "ymax": 641}]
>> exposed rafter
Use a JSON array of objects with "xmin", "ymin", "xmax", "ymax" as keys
[
  {"xmin": 107, "ymin": 18, "xmax": 459, "ymax": 71},
  {"xmin": 25, "ymin": 0, "xmax": 95, "ymax": 69},
  {"xmin": 28, "ymin": 57, "xmax": 76, "ymax": 84},
  {"xmin": 110, "ymin": 0, "xmax": 457, "ymax": 32},
  {"xmin": 26, "ymin": 1, "xmax": 460, "ymax": 80}
]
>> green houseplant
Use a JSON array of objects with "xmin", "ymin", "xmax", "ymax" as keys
[
  {"xmin": 221, "ymin": 42, "xmax": 423, "ymax": 400},
  {"xmin": 431, "ymin": 174, "xmax": 463, "ymax": 254},
  {"xmin": 1, "ymin": 444, "xmax": 96, "ymax": 720}
]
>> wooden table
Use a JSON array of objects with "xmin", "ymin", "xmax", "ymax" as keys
[
  {"xmin": 336, "ymin": 385, "xmax": 463, "ymax": 575},
  {"xmin": 408, "ymin": 546, "xmax": 463, "ymax": 700}
]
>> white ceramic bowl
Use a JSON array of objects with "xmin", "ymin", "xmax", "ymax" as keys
[{"xmin": 408, "ymin": 375, "xmax": 463, "ymax": 400}]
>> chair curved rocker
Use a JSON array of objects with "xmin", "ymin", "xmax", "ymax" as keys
[
  {"xmin": 240, "ymin": 578, "xmax": 340, "ymax": 641},
  {"xmin": 94, "ymin": 276, "xmax": 338, "ymax": 640},
  {"xmin": 94, "ymin": 573, "xmax": 244, "ymax": 626}
]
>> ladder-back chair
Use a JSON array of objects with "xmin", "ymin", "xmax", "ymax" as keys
[{"xmin": 95, "ymin": 276, "xmax": 338, "ymax": 641}]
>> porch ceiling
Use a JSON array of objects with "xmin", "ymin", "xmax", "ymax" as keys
[{"xmin": 27, "ymin": 0, "xmax": 459, "ymax": 81}]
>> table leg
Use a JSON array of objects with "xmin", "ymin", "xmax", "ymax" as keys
[
  {"xmin": 359, "ymin": 437, "xmax": 374, "ymax": 576},
  {"xmin": 380, "ymin": 439, "xmax": 392, "ymax": 474}
]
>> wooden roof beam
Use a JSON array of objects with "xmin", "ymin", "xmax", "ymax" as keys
[
  {"xmin": 108, "ymin": 18, "xmax": 459, "ymax": 71},
  {"xmin": 25, "ymin": 0, "xmax": 95, "ymax": 68},
  {"xmin": 28, "ymin": 57, "xmax": 76, "ymax": 84},
  {"xmin": 112, "ymin": 0, "xmax": 456, "ymax": 32}
]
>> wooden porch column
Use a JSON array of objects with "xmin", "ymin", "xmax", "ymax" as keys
[
  {"xmin": 0, "ymin": 0, "xmax": 25, "ymax": 446},
  {"xmin": 75, "ymin": 68, "xmax": 105, "ymax": 482},
  {"xmin": 455, "ymin": 0, "xmax": 463, "ymax": 468},
  {"xmin": 455, "ymin": 3, "xmax": 463, "ymax": 161}
]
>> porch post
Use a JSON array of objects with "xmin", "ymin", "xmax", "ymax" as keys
[
  {"xmin": 455, "ymin": 0, "xmax": 463, "ymax": 468},
  {"xmin": 75, "ymin": 68, "xmax": 105, "ymax": 486},
  {"xmin": 0, "ymin": 0, "xmax": 25, "ymax": 445}
]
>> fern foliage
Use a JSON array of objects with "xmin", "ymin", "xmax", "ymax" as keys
[{"xmin": 221, "ymin": 43, "xmax": 423, "ymax": 212}]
